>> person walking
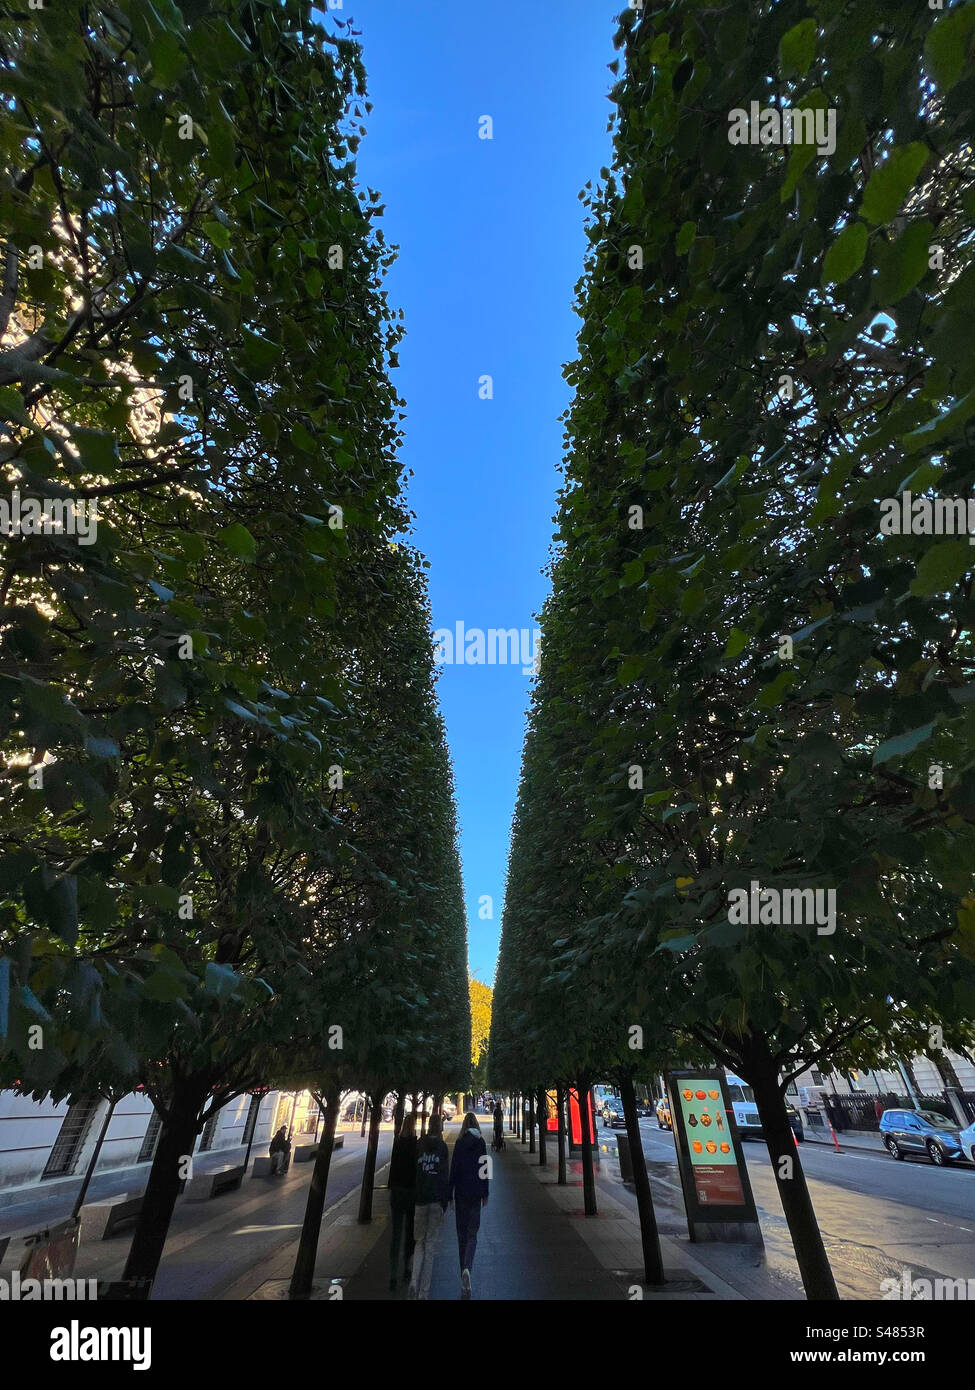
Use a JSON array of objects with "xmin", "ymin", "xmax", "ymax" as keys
[
  {"xmin": 448, "ymin": 1112, "xmax": 489, "ymax": 1299},
  {"xmin": 409, "ymin": 1114, "xmax": 449, "ymax": 1300},
  {"xmin": 269, "ymin": 1126, "xmax": 289, "ymax": 1176},
  {"xmin": 387, "ymin": 1111, "xmax": 418, "ymax": 1291},
  {"xmin": 493, "ymin": 1100, "xmax": 504, "ymax": 1150}
]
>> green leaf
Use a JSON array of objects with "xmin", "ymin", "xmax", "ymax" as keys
[
  {"xmin": 676, "ymin": 221, "xmax": 696, "ymax": 255},
  {"xmin": 71, "ymin": 426, "xmax": 120, "ymax": 472},
  {"xmin": 724, "ymin": 627, "xmax": 748, "ymax": 659},
  {"xmin": 241, "ymin": 327, "xmax": 281, "ymax": 368},
  {"xmin": 203, "ymin": 219, "xmax": 231, "ymax": 250},
  {"xmin": 291, "ymin": 421, "xmax": 317, "ymax": 453},
  {"xmin": 218, "ymin": 522, "xmax": 257, "ymax": 563},
  {"xmin": 910, "ymin": 540, "xmax": 972, "ymax": 597},
  {"xmin": 142, "ymin": 968, "xmax": 188, "ymax": 1004},
  {"xmin": 779, "ymin": 18, "xmax": 817, "ymax": 77},
  {"xmin": 873, "ymin": 220, "xmax": 933, "ymax": 304},
  {"xmin": 0, "ymin": 956, "xmax": 8, "ymax": 1036},
  {"xmin": 149, "ymin": 32, "xmax": 186, "ymax": 87},
  {"xmin": 822, "ymin": 221, "xmax": 868, "ymax": 286},
  {"xmin": 860, "ymin": 144, "xmax": 929, "ymax": 226},
  {"xmin": 872, "ymin": 722, "xmax": 936, "ymax": 766},
  {"xmin": 924, "ymin": 3, "xmax": 975, "ymax": 91},
  {"xmin": 903, "ymin": 389, "xmax": 975, "ymax": 453}
]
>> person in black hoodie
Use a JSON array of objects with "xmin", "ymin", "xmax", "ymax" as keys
[
  {"xmin": 448, "ymin": 1112, "xmax": 489, "ymax": 1299},
  {"xmin": 409, "ymin": 1114, "xmax": 449, "ymax": 1300},
  {"xmin": 387, "ymin": 1112, "xmax": 417, "ymax": 1291}
]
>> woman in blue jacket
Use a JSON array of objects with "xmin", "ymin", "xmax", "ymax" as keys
[{"xmin": 448, "ymin": 1112, "xmax": 489, "ymax": 1299}]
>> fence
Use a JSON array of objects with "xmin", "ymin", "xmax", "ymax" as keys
[{"xmin": 820, "ymin": 1091, "xmax": 958, "ymax": 1132}]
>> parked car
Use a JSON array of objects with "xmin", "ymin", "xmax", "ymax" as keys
[
  {"xmin": 786, "ymin": 1103, "xmax": 804, "ymax": 1143},
  {"xmin": 601, "ymin": 1095, "xmax": 626, "ymax": 1129},
  {"xmin": 656, "ymin": 1096, "xmax": 673, "ymax": 1130},
  {"xmin": 879, "ymin": 1108, "xmax": 964, "ymax": 1165}
]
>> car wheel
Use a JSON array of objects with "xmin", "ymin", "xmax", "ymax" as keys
[
  {"xmin": 927, "ymin": 1140, "xmax": 949, "ymax": 1166},
  {"xmin": 884, "ymin": 1136, "xmax": 904, "ymax": 1159}
]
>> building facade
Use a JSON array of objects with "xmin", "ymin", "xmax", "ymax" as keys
[{"xmin": 0, "ymin": 1086, "xmax": 319, "ymax": 1210}]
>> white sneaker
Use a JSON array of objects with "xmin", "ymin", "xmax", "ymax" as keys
[{"xmin": 461, "ymin": 1268, "xmax": 471, "ymax": 1298}]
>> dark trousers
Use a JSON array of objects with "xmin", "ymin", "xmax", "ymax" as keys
[
  {"xmin": 389, "ymin": 1187, "xmax": 415, "ymax": 1275},
  {"xmin": 455, "ymin": 1194, "xmax": 481, "ymax": 1272}
]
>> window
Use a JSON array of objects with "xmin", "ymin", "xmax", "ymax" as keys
[
  {"xmin": 811, "ymin": 1070, "xmax": 823, "ymax": 1085},
  {"xmin": 42, "ymin": 1098, "xmax": 99, "ymax": 1179},
  {"xmin": 138, "ymin": 1110, "xmax": 163, "ymax": 1164},
  {"xmin": 197, "ymin": 1112, "xmax": 219, "ymax": 1152}
]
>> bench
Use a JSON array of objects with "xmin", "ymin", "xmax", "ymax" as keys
[
  {"xmin": 184, "ymin": 1164, "xmax": 244, "ymax": 1200},
  {"xmin": 295, "ymin": 1135, "xmax": 344, "ymax": 1159},
  {"xmin": 80, "ymin": 1193, "xmax": 144, "ymax": 1242}
]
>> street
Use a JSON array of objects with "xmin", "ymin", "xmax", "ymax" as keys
[{"xmin": 593, "ymin": 1118, "xmax": 975, "ymax": 1300}]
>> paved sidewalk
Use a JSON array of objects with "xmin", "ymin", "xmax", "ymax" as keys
[
  {"xmin": 343, "ymin": 1132, "xmax": 629, "ymax": 1301},
  {"xmin": 802, "ymin": 1127, "xmax": 885, "ymax": 1151}
]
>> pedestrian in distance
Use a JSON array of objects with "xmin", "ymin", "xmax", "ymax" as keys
[
  {"xmin": 448, "ymin": 1112, "xmax": 489, "ymax": 1299},
  {"xmin": 492, "ymin": 1100, "xmax": 505, "ymax": 1152},
  {"xmin": 409, "ymin": 1114, "xmax": 449, "ymax": 1300},
  {"xmin": 269, "ymin": 1126, "xmax": 289, "ymax": 1176},
  {"xmin": 388, "ymin": 1111, "xmax": 418, "ymax": 1292}
]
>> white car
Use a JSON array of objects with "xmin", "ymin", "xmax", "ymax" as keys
[{"xmin": 955, "ymin": 1119, "xmax": 975, "ymax": 1163}]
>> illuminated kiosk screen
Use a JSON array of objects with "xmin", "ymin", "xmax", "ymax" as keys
[{"xmin": 675, "ymin": 1080, "xmax": 746, "ymax": 1206}]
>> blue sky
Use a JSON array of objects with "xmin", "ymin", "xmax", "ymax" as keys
[{"xmin": 333, "ymin": 1, "xmax": 619, "ymax": 983}]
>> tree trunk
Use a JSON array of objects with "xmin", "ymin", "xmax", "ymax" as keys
[
  {"xmin": 577, "ymin": 1077, "xmax": 597, "ymax": 1216},
  {"xmin": 357, "ymin": 1086, "xmax": 384, "ymax": 1224},
  {"xmin": 359, "ymin": 1096, "xmax": 368, "ymax": 1138},
  {"xmin": 528, "ymin": 1090, "xmax": 536, "ymax": 1153},
  {"xmin": 420, "ymin": 1092, "xmax": 428, "ymax": 1136},
  {"xmin": 537, "ymin": 1088, "xmax": 548, "ymax": 1166},
  {"xmin": 556, "ymin": 1084, "xmax": 567, "ymax": 1185},
  {"xmin": 393, "ymin": 1090, "xmax": 405, "ymax": 1139},
  {"xmin": 122, "ymin": 1076, "xmax": 208, "ymax": 1293},
  {"xmin": 289, "ymin": 1083, "xmax": 340, "ymax": 1298},
  {"xmin": 750, "ymin": 1065, "xmax": 838, "ymax": 1300},
  {"xmin": 619, "ymin": 1071, "xmax": 663, "ymax": 1283},
  {"xmin": 72, "ymin": 1097, "xmax": 116, "ymax": 1220}
]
